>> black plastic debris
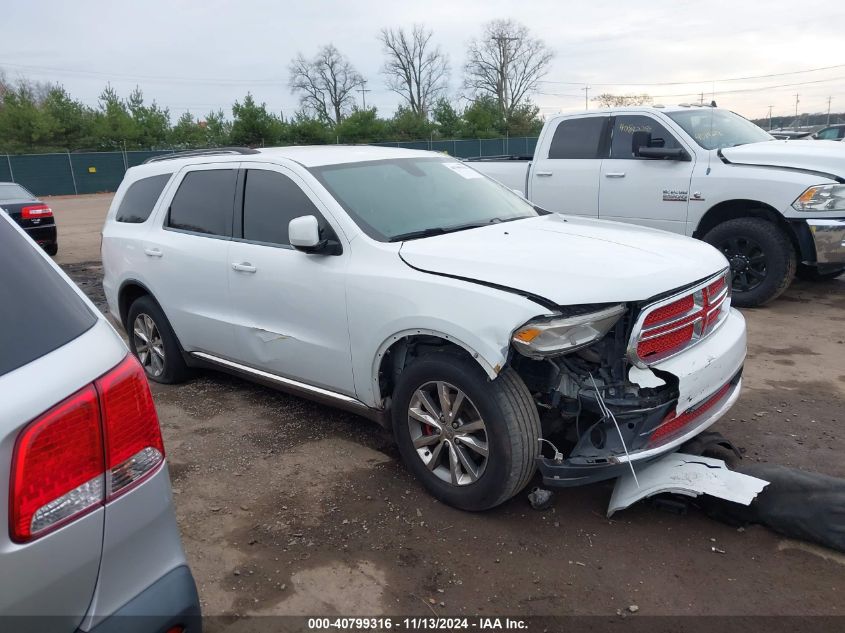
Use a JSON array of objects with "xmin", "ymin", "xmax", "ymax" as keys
[
  {"xmin": 527, "ymin": 487, "xmax": 554, "ymax": 511},
  {"xmin": 698, "ymin": 463, "xmax": 845, "ymax": 553}
]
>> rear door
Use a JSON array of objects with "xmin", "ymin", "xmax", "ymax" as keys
[
  {"xmin": 141, "ymin": 164, "xmax": 239, "ymax": 358},
  {"xmin": 599, "ymin": 113, "xmax": 696, "ymax": 233},
  {"xmin": 0, "ymin": 215, "xmax": 112, "ymax": 631},
  {"xmin": 529, "ymin": 114, "xmax": 609, "ymax": 217}
]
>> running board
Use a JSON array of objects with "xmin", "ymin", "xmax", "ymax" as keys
[{"xmin": 189, "ymin": 352, "xmax": 386, "ymax": 424}]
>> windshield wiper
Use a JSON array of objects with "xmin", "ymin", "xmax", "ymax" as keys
[{"xmin": 388, "ymin": 222, "xmax": 489, "ymax": 242}]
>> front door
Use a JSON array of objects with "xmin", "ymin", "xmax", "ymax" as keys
[
  {"xmin": 599, "ymin": 114, "xmax": 695, "ymax": 234},
  {"xmin": 226, "ymin": 165, "xmax": 354, "ymax": 395}
]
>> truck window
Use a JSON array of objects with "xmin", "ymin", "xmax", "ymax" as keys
[
  {"xmin": 167, "ymin": 169, "xmax": 237, "ymax": 237},
  {"xmin": 548, "ymin": 117, "xmax": 608, "ymax": 159},
  {"xmin": 116, "ymin": 174, "xmax": 172, "ymax": 223},
  {"xmin": 241, "ymin": 169, "xmax": 324, "ymax": 246},
  {"xmin": 611, "ymin": 115, "xmax": 682, "ymax": 159}
]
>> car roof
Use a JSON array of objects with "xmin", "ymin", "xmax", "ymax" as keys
[{"xmin": 125, "ymin": 145, "xmax": 443, "ymax": 178}]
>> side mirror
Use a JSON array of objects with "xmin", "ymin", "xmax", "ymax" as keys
[
  {"xmin": 635, "ymin": 146, "xmax": 691, "ymax": 161},
  {"xmin": 289, "ymin": 215, "xmax": 341, "ymax": 255}
]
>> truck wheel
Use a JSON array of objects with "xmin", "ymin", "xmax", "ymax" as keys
[
  {"xmin": 703, "ymin": 217, "xmax": 796, "ymax": 307},
  {"xmin": 795, "ymin": 263, "xmax": 845, "ymax": 281},
  {"xmin": 127, "ymin": 295, "xmax": 191, "ymax": 384},
  {"xmin": 391, "ymin": 353, "xmax": 540, "ymax": 511},
  {"xmin": 44, "ymin": 243, "xmax": 58, "ymax": 256}
]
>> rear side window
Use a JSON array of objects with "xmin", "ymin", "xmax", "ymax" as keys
[
  {"xmin": 167, "ymin": 169, "xmax": 237, "ymax": 237},
  {"xmin": 242, "ymin": 170, "xmax": 322, "ymax": 246},
  {"xmin": 0, "ymin": 218, "xmax": 96, "ymax": 377},
  {"xmin": 116, "ymin": 174, "xmax": 171, "ymax": 223},
  {"xmin": 548, "ymin": 117, "xmax": 607, "ymax": 159},
  {"xmin": 611, "ymin": 115, "xmax": 682, "ymax": 159}
]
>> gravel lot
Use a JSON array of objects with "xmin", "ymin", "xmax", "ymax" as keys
[{"xmin": 49, "ymin": 193, "xmax": 844, "ymax": 620}]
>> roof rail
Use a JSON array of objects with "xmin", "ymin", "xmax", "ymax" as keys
[{"xmin": 143, "ymin": 147, "xmax": 260, "ymax": 164}]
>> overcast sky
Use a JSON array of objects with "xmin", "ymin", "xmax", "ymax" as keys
[{"xmin": 2, "ymin": 0, "xmax": 844, "ymax": 123}]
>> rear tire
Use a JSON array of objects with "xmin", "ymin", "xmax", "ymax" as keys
[
  {"xmin": 703, "ymin": 217, "xmax": 796, "ymax": 307},
  {"xmin": 127, "ymin": 295, "xmax": 191, "ymax": 384},
  {"xmin": 44, "ymin": 243, "xmax": 58, "ymax": 256},
  {"xmin": 391, "ymin": 352, "xmax": 540, "ymax": 511}
]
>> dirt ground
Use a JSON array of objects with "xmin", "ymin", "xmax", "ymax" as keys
[{"xmin": 48, "ymin": 193, "xmax": 845, "ymax": 620}]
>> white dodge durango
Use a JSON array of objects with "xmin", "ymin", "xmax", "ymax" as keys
[{"xmin": 101, "ymin": 146, "xmax": 746, "ymax": 510}]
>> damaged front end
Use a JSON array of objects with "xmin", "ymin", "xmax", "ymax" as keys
[{"xmin": 509, "ymin": 270, "xmax": 744, "ymax": 487}]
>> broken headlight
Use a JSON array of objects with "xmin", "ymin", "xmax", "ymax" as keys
[
  {"xmin": 511, "ymin": 305, "xmax": 625, "ymax": 359},
  {"xmin": 792, "ymin": 184, "xmax": 845, "ymax": 212}
]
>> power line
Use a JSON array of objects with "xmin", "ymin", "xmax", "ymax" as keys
[{"xmin": 536, "ymin": 63, "xmax": 845, "ymax": 87}]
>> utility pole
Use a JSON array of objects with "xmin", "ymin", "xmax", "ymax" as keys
[
  {"xmin": 827, "ymin": 96, "xmax": 832, "ymax": 125},
  {"xmin": 357, "ymin": 81, "xmax": 371, "ymax": 110},
  {"xmin": 767, "ymin": 105, "xmax": 773, "ymax": 130},
  {"xmin": 699, "ymin": 92, "xmax": 705, "ymax": 106},
  {"xmin": 491, "ymin": 35, "xmax": 519, "ymax": 115},
  {"xmin": 794, "ymin": 93, "xmax": 800, "ymax": 122},
  {"xmin": 582, "ymin": 85, "xmax": 590, "ymax": 110}
]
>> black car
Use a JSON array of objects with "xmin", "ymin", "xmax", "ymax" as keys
[{"xmin": 0, "ymin": 182, "xmax": 58, "ymax": 255}]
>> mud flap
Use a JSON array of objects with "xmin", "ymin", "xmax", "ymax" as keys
[{"xmin": 607, "ymin": 452, "xmax": 769, "ymax": 518}]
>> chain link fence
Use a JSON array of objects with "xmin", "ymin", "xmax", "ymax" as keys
[{"xmin": 1, "ymin": 137, "xmax": 538, "ymax": 197}]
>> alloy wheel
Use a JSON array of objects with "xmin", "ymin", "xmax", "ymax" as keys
[
  {"xmin": 133, "ymin": 313, "xmax": 165, "ymax": 377},
  {"xmin": 720, "ymin": 236, "xmax": 767, "ymax": 292},
  {"xmin": 407, "ymin": 381, "xmax": 489, "ymax": 486}
]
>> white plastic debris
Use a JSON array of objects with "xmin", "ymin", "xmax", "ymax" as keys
[{"xmin": 607, "ymin": 452, "xmax": 769, "ymax": 518}]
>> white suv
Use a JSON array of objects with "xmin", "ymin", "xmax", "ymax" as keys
[{"xmin": 102, "ymin": 146, "xmax": 747, "ymax": 510}]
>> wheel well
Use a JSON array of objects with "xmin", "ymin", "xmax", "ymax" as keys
[
  {"xmin": 694, "ymin": 199, "xmax": 799, "ymax": 246},
  {"xmin": 377, "ymin": 335, "xmax": 476, "ymax": 403},
  {"xmin": 118, "ymin": 282, "xmax": 150, "ymax": 329}
]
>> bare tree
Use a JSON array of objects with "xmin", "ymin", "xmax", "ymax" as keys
[
  {"xmin": 463, "ymin": 20, "xmax": 553, "ymax": 119},
  {"xmin": 379, "ymin": 25, "xmax": 449, "ymax": 117},
  {"xmin": 289, "ymin": 45, "xmax": 363, "ymax": 124},
  {"xmin": 592, "ymin": 93, "xmax": 653, "ymax": 108}
]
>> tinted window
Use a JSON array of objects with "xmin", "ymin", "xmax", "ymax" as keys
[
  {"xmin": 0, "ymin": 183, "xmax": 34, "ymax": 201},
  {"xmin": 116, "ymin": 174, "xmax": 171, "ymax": 223},
  {"xmin": 242, "ymin": 170, "xmax": 321, "ymax": 246},
  {"xmin": 0, "ymin": 218, "xmax": 96, "ymax": 377},
  {"xmin": 816, "ymin": 127, "xmax": 840, "ymax": 140},
  {"xmin": 167, "ymin": 169, "xmax": 237, "ymax": 237},
  {"xmin": 666, "ymin": 109, "xmax": 772, "ymax": 149},
  {"xmin": 611, "ymin": 115, "xmax": 682, "ymax": 159},
  {"xmin": 548, "ymin": 117, "xmax": 607, "ymax": 159}
]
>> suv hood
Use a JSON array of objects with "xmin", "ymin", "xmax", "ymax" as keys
[
  {"xmin": 399, "ymin": 214, "xmax": 728, "ymax": 306},
  {"xmin": 721, "ymin": 140, "xmax": 845, "ymax": 180}
]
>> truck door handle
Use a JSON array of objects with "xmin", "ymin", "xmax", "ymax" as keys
[
  {"xmin": 144, "ymin": 248, "xmax": 163, "ymax": 257},
  {"xmin": 231, "ymin": 262, "xmax": 257, "ymax": 273},
  {"xmin": 605, "ymin": 172, "xmax": 626, "ymax": 178},
  {"xmin": 536, "ymin": 171, "xmax": 553, "ymax": 177}
]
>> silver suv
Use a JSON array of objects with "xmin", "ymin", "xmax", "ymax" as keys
[{"xmin": 0, "ymin": 212, "xmax": 200, "ymax": 632}]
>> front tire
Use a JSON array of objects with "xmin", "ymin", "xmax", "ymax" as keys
[
  {"xmin": 127, "ymin": 295, "xmax": 191, "ymax": 384},
  {"xmin": 703, "ymin": 217, "xmax": 796, "ymax": 307},
  {"xmin": 391, "ymin": 352, "xmax": 540, "ymax": 511}
]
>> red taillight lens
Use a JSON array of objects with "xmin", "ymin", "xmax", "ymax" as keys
[
  {"xmin": 9, "ymin": 355, "xmax": 164, "ymax": 543},
  {"xmin": 21, "ymin": 204, "xmax": 53, "ymax": 220},
  {"xmin": 10, "ymin": 386, "xmax": 105, "ymax": 543},
  {"xmin": 96, "ymin": 355, "xmax": 164, "ymax": 499}
]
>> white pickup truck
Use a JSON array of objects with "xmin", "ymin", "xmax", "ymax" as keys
[{"xmin": 471, "ymin": 106, "xmax": 845, "ymax": 306}]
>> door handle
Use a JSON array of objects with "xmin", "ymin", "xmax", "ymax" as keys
[
  {"xmin": 144, "ymin": 248, "xmax": 163, "ymax": 257},
  {"xmin": 535, "ymin": 171, "xmax": 553, "ymax": 177},
  {"xmin": 231, "ymin": 262, "xmax": 257, "ymax": 273},
  {"xmin": 604, "ymin": 172, "xmax": 626, "ymax": 178}
]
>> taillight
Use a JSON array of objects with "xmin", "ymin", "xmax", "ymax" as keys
[
  {"xmin": 97, "ymin": 356, "xmax": 164, "ymax": 499},
  {"xmin": 9, "ymin": 355, "xmax": 164, "ymax": 543},
  {"xmin": 21, "ymin": 204, "xmax": 53, "ymax": 220}
]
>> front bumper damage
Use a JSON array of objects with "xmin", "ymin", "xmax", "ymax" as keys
[{"xmin": 517, "ymin": 307, "xmax": 747, "ymax": 488}]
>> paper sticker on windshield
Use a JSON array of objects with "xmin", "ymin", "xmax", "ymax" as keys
[{"xmin": 443, "ymin": 162, "xmax": 483, "ymax": 179}]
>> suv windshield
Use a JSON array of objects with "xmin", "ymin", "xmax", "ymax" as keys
[
  {"xmin": 666, "ymin": 109, "xmax": 773, "ymax": 150},
  {"xmin": 0, "ymin": 183, "xmax": 34, "ymax": 201},
  {"xmin": 309, "ymin": 157, "xmax": 539, "ymax": 242}
]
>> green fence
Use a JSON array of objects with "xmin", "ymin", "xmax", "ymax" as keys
[{"xmin": 2, "ymin": 137, "xmax": 539, "ymax": 197}]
